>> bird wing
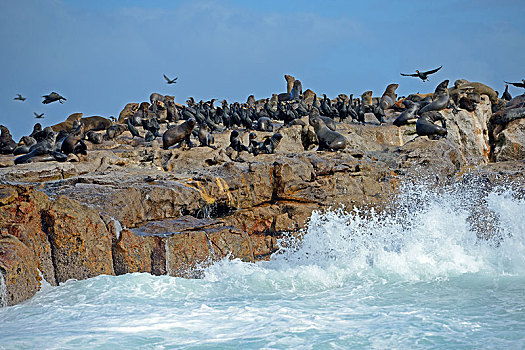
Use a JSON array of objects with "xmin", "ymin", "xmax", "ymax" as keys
[
  {"xmin": 400, "ymin": 73, "xmax": 418, "ymax": 77},
  {"xmin": 505, "ymin": 81, "xmax": 525, "ymax": 88},
  {"xmin": 34, "ymin": 112, "xmax": 38, "ymax": 117},
  {"xmin": 163, "ymin": 74, "xmax": 171, "ymax": 82},
  {"xmin": 422, "ymin": 66, "xmax": 442, "ymax": 75}
]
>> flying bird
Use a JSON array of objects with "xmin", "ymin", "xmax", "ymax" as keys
[
  {"xmin": 505, "ymin": 79, "xmax": 525, "ymax": 89},
  {"xmin": 14, "ymin": 94, "xmax": 26, "ymax": 101},
  {"xmin": 401, "ymin": 66, "xmax": 443, "ymax": 82},
  {"xmin": 42, "ymin": 92, "xmax": 66, "ymax": 104},
  {"xmin": 34, "ymin": 112, "xmax": 44, "ymax": 119},
  {"xmin": 163, "ymin": 74, "xmax": 178, "ymax": 84}
]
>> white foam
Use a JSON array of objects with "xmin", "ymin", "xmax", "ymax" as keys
[
  {"xmin": 0, "ymin": 269, "xmax": 7, "ymax": 307},
  {"xmin": 110, "ymin": 217, "xmax": 123, "ymax": 240}
]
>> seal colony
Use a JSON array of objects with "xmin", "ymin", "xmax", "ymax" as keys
[{"xmin": 3, "ymin": 72, "xmax": 524, "ymax": 165}]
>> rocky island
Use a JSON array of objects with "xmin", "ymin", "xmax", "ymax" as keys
[{"xmin": 1, "ymin": 75, "xmax": 524, "ymax": 307}]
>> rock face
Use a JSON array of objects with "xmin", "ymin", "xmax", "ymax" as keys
[{"xmin": 0, "ymin": 95, "xmax": 524, "ymax": 306}]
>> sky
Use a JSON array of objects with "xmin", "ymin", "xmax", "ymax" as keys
[{"xmin": 1, "ymin": 0, "xmax": 524, "ymax": 140}]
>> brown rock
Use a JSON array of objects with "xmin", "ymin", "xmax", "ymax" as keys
[
  {"xmin": 0, "ymin": 233, "xmax": 40, "ymax": 306},
  {"xmin": 42, "ymin": 195, "xmax": 115, "ymax": 283},
  {"xmin": 492, "ymin": 118, "xmax": 525, "ymax": 161},
  {"xmin": 112, "ymin": 229, "xmax": 157, "ymax": 275}
]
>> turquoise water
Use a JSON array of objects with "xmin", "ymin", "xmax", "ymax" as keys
[{"xmin": 1, "ymin": 183, "xmax": 525, "ymax": 349}]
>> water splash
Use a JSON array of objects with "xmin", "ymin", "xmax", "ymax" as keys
[
  {"xmin": 0, "ymin": 269, "xmax": 7, "ymax": 307},
  {"xmin": 110, "ymin": 217, "xmax": 123, "ymax": 240},
  {"xmin": 268, "ymin": 181, "xmax": 525, "ymax": 281},
  {"xmin": 165, "ymin": 236, "xmax": 172, "ymax": 276}
]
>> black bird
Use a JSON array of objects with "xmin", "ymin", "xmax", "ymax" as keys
[
  {"xmin": 401, "ymin": 66, "xmax": 442, "ymax": 82},
  {"xmin": 502, "ymin": 85, "xmax": 512, "ymax": 101},
  {"xmin": 14, "ymin": 94, "xmax": 26, "ymax": 101},
  {"xmin": 163, "ymin": 74, "xmax": 178, "ymax": 84},
  {"xmin": 505, "ymin": 79, "xmax": 525, "ymax": 89},
  {"xmin": 126, "ymin": 117, "xmax": 140, "ymax": 139},
  {"xmin": 34, "ymin": 112, "xmax": 44, "ymax": 119},
  {"xmin": 42, "ymin": 92, "xmax": 66, "ymax": 104}
]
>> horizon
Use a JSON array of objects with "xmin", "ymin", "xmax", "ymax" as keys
[{"xmin": 1, "ymin": 0, "xmax": 524, "ymax": 140}]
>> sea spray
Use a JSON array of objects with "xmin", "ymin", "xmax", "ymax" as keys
[
  {"xmin": 110, "ymin": 217, "xmax": 123, "ymax": 240},
  {"xmin": 0, "ymin": 269, "xmax": 7, "ymax": 307}
]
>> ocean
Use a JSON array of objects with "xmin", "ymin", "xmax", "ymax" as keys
[{"xmin": 1, "ymin": 182, "xmax": 525, "ymax": 349}]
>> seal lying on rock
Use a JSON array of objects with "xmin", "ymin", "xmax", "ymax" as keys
[
  {"xmin": 311, "ymin": 117, "xmax": 346, "ymax": 151},
  {"xmin": 14, "ymin": 129, "xmax": 59, "ymax": 164},
  {"xmin": 416, "ymin": 111, "xmax": 447, "ymax": 139},
  {"xmin": 51, "ymin": 113, "xmax": 83, "ymax": 132},
  {"xmin": 419, "ymin": 80, "xmax": 450, "ymax": 114},
  {"xmin": 13, "ymin": 136, "xmax": 37, "ymax": 155},
  {"xmin": 393, "ymin": 100, "xmax": 429, "ymax": 126},
  {"xmin": 162, "ymin": 118, "xmax": 196, "ymax": 149},
  {"xmin": 61, "ymin": 123, "xmax": 84, "ymax": 154},
  {"xmin": 81, "ymin": 116, "xmax": 112, "ymax": 132}
]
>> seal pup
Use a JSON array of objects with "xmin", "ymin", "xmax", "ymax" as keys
[
  {"xmin": 105, "ymin": 123, "xmax": 127, "ymax": 140},
  {"xmin": 162, "ymin": 117, "xmax": 196, "ymax": 149},
  {"xmin": 400, "ymin": 66, "xmax": 442, "ymax": 81},
  {"xmin": 14, "ymin": 94, "xmax": 26, "ymax": 101},
  {"xmin": 42, "ymin": 92, "xmax": 66, "ymax": 104},
  {"xmin": 197, "ymin": 124, "xmax": 216, "ymax": 149},
  {"xmin": 416, "ymin": 111, "xmax": 447, "ymax": 139},
  {"xmin": 379, "ymin": 83, "xmax": 399, "ymax": 110},
  {"xmin": 255, "ymin": 117, "xmax": 273, "ymax": 132},
  {"xmin": 229, "ymin": 130, "xmax": 248, "ymax": 152},
  {"xmin": 85, "ymin": 130, "xmax": 103, "ymax": 144},
  {"xmin": 419, "ymin": 80, "xmax": 450, "ymax": 114},
  {"xmin": 311, "ymin": 117, "xmax": 346, "ymax": 151},
  {"xmin": 0, "ymin": 125, "xmax": 17, "ymax": 154},
  {"xmin": 163, "ymin": 74, "xmax": 178, "ymax": 84},
  {"xmin": 258, "ymin": 133, "xmax": 283, "ymax": 155}
]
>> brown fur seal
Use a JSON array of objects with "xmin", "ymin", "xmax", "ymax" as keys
[
  {"xmin": 13, "ymin": 136, "xmax": 37, "ymax": 155},
  {"xmin": 118, "ymin": 103, "xmax": 139, "ymax": 123},
  {"xmin": 311, "ymin": 117, "xmax": 346, "ymax": 151},
  {"xmin": 61, "ymin": 123, "xmax": 84, "ymax": 154},
  {"xmin": 285, "ymin": 74, "xmax": 295, "ymax": 94},
  {"xmin": 361, "ymin": 91, "xmax": 373, "ymax": 106},
  {"xmin": 14, "ymin": 129, "xmax": 57, "ymax": 164},
  {"xmin": 0, "ymin": 125, "xmax": 17, "ymax": 154},
  {"xmin": 416, "ymin": 111, "xmax": 447, "ymax": 138},
  {"xmin": 419, "ymin": 80, "xmax": 450, "ymax": 114},
  {"xmin": 197, "ymin": 123, "xmax": 216, "ymax": 149},
  {"xmin": 162, "ymin": 118, "xmax": 196, "ymax": 149},
  {"xmin": 150, "ymin": 93, "xmax": 164, "ymax": 105},
  {"xmin": 379, "ymin": 83, "xmax": 399, "ymax": 110},
  {"xmin": 81, "ymin": 116, "xmax": 112, "ymax": 132},
  {"xmin": 105, "ymin": 123, "xmax": 127, "ymax": 140},
  {"xmin": 86, "ymin": 130, "xmax": 103, "ymax": 144},
  {"xmin": 51, "ymin": 113, "xmax": 83, "ymax": 132},
  {"xmin": 452, "ymin": 79, "xmax": 498, "ymax": 104}
]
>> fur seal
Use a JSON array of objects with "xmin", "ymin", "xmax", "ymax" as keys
[
  {"xmin": 285, "ymin": 74, "xmax": 296, "ymax": 94},
  {"xmin": 61, "ymin": 123, "xmax": 84, "ymax": 154},
  {"xmin": 14, "ymin": 129, "xmax": 58, "ymax": 164},
  {"xmin": 150, "ymin": 93, "xmax": 164, "ymax": 105},
  {"xmin": 258, "ymin": 133, "xmax": 282, "ymax": 154},
  {"xmin": 81, "ymin": 116, "xmax": 112, "ymax": 132},
  {"xmin": 291, "ymin": 80, "xmax": 303, "ymax": 100},
  {"xmin": 379, "ymin": 84, "xmax": 399, "ymax": 110},
  {"xmin": 105, "ymin": 124, "xmax": 127, "ymax": 140},
  {"xmin": 197, "ymin": 124, "xmax": 216, "ymax": 149},
  {"xmin": 309, "ymin": 108, "xmax": 336, "ymax": 131},
  {"xmin": 393, "ymin": 100, "xmax": 429, "ymax": 126},
  {"xmin": 166, "ymin": 100, "xmax": 180, "ymax": 122},
  {"xmin": 229, "ymin": 130, "xmax": 248, "ymax": 152},
  {"xmin": 361, "ymin": 91, "xmax": 373, "ymax": 106},
  {"xmin": 311, "ymin": 117, "xmax": 346, "ymax": 151},
  {"xmin": 13, "ymin": 136, "xmax": 37, "ymax": 155},
  {"xmin": 256, "ymin": 117, "xmax": 273, "ymax": 132},
  {"xmin": 118, "ymin": 103, "xmax": 139, "ymax": 123},
  {"xmin": 419, "ymin": 80, "xmax": 450, "ymax": 114},
  {"xmin": 452, "ymin": 79, "xmax": 498, "ymax": 104},
  {"xmin": 0, "ymin": 125, "xmax": 17, "ymax": 154},
  {"xmin": 416, "ymin": 111, "xmax": 447, "ymax": 138},
  {"xmin": 51, "ymin": 113, "xmax": 83, "ymax": 132},
  {"xmin": 162, "ymin": 118, "xmax": 196, "ymax": 149},
  {"xmin": 85, "ymin": 130, "xmax": 103, "ymax": 144}
]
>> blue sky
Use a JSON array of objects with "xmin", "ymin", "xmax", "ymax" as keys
[{"xmin": 1, "ymin": 0, "xmax": 524, "ymax": 140}]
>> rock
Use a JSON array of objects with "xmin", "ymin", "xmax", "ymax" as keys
[
  {"xmin": 492, "ymin": 118, "xmax": 525, "ymax": 162},
  {"xmin": 42, "ymin": 195, "xmax": 115, "ymax": 283},
  {"xmin": 112, "ymin": 229, "xmax": 157, "ymax": 275},
  {"xmin": 0, "ymin": 185, "xmax": 56, "ymax": 285},
  {"xmin": 0, "ymin": 233, "xmax": 40, "ymax": 306}
]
